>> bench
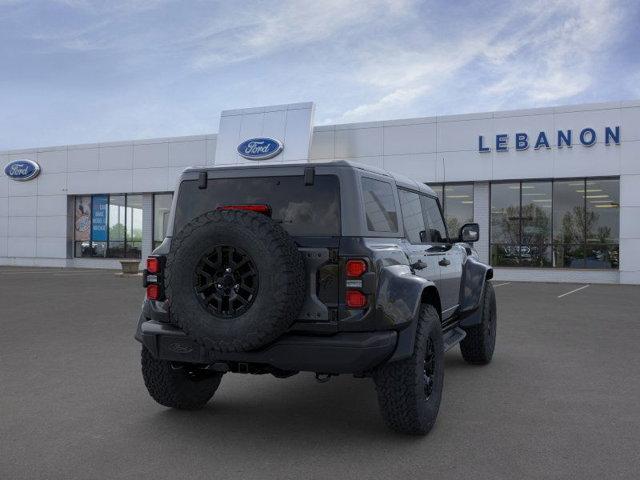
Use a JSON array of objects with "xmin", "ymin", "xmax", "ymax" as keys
[{"xmin": 119, "ymin": 259, "xmax": 141, "ymax": 275}]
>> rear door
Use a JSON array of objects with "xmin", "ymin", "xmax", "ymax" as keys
[{"xmin": 398, "ymin": 189, "xmax": 440, "ymax": 283}]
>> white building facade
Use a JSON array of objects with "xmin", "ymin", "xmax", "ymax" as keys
[{"xmin": 1, "ymin": 100, "xmax": 639, "ymax": 284}]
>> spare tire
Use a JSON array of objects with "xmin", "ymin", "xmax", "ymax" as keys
[{"xmin": 165, "ymin": 210, "xmax": 305, "ymax": 352}]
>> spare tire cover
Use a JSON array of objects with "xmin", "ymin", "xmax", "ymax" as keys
[{"xmin": 165, "ymin": 210, "xmax": 305, "ymax": 352}]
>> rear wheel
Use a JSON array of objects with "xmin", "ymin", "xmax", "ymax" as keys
[
  {"xmin": 460, "ymin": 281, "xmax": 496, "ymax": 365},
  {"xmin": 373, "ymin": 304, "xmax": 444, "ymax": 435},
  {"xmin": 141, "ymin": 347, "xmax": 223, "ymax": 410}
]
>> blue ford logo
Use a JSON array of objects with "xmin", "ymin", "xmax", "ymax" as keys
[
  {"xmin": 237, "ymin": 137, "xmax": 283, "ymax": 160},
  {"xmin": 168, "ymin": 342, "xmax": 194, "ymax": 354},
  {"xmin": 4, "ymin": 159, "xmax": 41, "ymax": 181}
]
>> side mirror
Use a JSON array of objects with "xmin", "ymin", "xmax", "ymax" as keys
[{"xmin": 459, "ymin": 223, "xmax": 479, "ymax": 243}]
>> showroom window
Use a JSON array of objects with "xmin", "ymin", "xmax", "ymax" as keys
[
  {"xmin": 490, "ymin": 178, "xmax": 619, "ymax": 269},
  {"xmin": 429, "ymin": 183, "xmax": 474, "ymax": 237},
  {"xmin": 153, "ymin": 193, "xmax": 173, "ymax": 249},
  {"xmin": 74, "ymin": 194, "xmax": 144, "ymax": 259}
]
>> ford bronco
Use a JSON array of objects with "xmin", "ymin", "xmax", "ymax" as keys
[{"xmin": 135, "ymin": 161, "xmax": 496, "ymax": 435}]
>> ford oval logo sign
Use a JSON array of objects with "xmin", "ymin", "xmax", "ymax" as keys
[
  {"xmin": 167, "ymin": 342, "xmax": 194, "ymax": 354},
  {"xmin": 237, "ymin": 137, "xmax": 283, "ymax": 160},
  {"xmin": 4, "ymin": 159, "xmax": 41, "ymax": 182}
]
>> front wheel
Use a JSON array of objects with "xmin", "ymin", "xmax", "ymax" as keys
[
  {"xmin": 141, "ymin": 347, "xmax": 223, "ymax": 410},
  {"xmin": 460, "ymin": 281, "xmax": 497, "ymax": 365},
  {"xmin": 373, "ymin": 304, "xmax": 444, "ymax": 435}
]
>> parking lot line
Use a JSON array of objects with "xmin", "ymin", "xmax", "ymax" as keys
[
  {"xmin": 492, "ymin": 282, "xmax": 511, "ymax": 287},
  {"xmin": 557, "ymin": 284, "xmax": 590, "ymax": 298}
]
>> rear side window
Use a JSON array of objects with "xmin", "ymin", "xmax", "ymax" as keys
[
  {"xmin": 420, "ymin": 195, "xmax": 448, "ymax": 243},
  {"xmin": 399, "ymin": 189, "xmax": 426, "ymax": 244},
  {"xmin": 361, "ymin": 177, "xmax": 398, "ymax": 233},
  {"xmin": 173, "ymin": 175, "xmax": 340, "ymax": 237}
]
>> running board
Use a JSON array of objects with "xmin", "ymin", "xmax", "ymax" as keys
[{"xmin": 443, "ymin": 327, "xmax": 466, "ymax": 352}]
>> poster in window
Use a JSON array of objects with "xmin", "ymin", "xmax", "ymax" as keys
[
  {"xmin": 91, "ymin": 195, "xmax": 108, "ymax": 242},
  {"xmin": 74, "ymin": 196, "xmax": 91, "ymax": 241}
]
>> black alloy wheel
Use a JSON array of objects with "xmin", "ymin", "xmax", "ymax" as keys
[{"xmin": 193, "ymin": 245, "xmax": 259, "ymax": 318}]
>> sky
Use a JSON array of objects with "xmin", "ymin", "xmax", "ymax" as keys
[{"xmin": 1, "ymin": 0, "xmax": 639, "ymax": 150}]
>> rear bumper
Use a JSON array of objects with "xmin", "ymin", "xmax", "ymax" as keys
[{"xmin": 136, "ymin": 318, "xmax": 397, "ymax": 375}]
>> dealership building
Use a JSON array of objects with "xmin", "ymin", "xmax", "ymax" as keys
[{"xmin": 1, "ymin": 100, "xmax": 639, "ymax": 284}]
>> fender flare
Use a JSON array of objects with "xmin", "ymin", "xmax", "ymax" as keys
[
  {"xmin": 378, "ymin": 265, "xmax": 441, "ymax": 363},
  {"xmin": 458, "ymin": 256, "xmax": 493, "ymax": 328}
]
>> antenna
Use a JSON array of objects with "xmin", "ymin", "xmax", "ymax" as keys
[{"xmin": 442, "ymin": 157, "xmax": 446, "ymax": 184}]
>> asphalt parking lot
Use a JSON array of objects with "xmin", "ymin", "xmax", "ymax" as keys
[{"xmin": 1, "ymin": 268, "xmax": 639, "ymax": 479}]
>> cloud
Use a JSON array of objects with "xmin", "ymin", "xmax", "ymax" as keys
[
  {"xmin": 339, "ymin": 85, "xmax": 429, "ymax": 121},
  {"xmin": 0, "ymin": 0, "xmax": 635, "ymax": 149},
  {"xmin": 338, "ymin": 36, "xmax": 493, "ymax": 121},
  {"xmin": 190, "ymin": 0, "xmax": 414, "ymax": 70},
  {"xmin": 335, "ymin": 0, "xmax": 626, "ymax": 122},
  {"xmin": 481, "ymin": 0, "xmax": 622, "ymax": 104}
]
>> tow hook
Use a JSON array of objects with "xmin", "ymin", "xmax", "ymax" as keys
[{"xmin": 315, "ymin": 373, "xmax": 332, "ymax": 383}]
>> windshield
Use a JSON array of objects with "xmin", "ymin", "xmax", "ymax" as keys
[{"xmin": 173, "ymin": 175, "xmax": 341, "ymax": 237}]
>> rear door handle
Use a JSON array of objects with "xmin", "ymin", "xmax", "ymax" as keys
[{"xmin": 438, "ymin": 258, "xmax": 451, "ymax": 267}]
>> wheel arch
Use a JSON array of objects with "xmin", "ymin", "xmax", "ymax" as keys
[
  {"xmin": 385, "ymin": 276, "xmax": 442, "ymax": 364},
  {"xmin": 420, "ymin": 285, "xmax": 442, "ymax": 320}
]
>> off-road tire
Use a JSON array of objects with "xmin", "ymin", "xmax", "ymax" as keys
[
  {"xmin": 373, "ymin": 304, "xmax": 444, "ymax": 435},
  {"xmin": 165, "ymin": 210, "xmax": 305, "ymax": 352},
  {"xmin": 141, "ymin": 347, "xmax": 223, "ymax": 410},
  {"xmin": 460, "ymin": 281, "xmax": 496, "ymax": 365}
]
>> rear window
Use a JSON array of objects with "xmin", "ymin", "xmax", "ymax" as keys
[
  {"xmin": 361, "ymin": 177, "xmax": 398, "ymax": 233},
  {"xmin": 173, "ymin": 175, "xmax": 341, "ymax": 237}
]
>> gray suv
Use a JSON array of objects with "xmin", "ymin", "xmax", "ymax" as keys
[{"xmin": 136, "ymin": 161, "xmax": 496, "ymax": 435}]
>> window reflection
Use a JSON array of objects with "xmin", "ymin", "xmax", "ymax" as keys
[
  {"xmin": 362, "ymin": 178, "xmax": 398, "ymax": 233},
  {"xmin": 520, "ymin": 181, "xmax": 552, "ymax": 267},
  {"xmin": 108, "ymin": 195, "xmax": 126, "ymax": 258},
  {"xmin": 421, "ymin": 195, "xmax": 447, "ymax": 243},
  {"xmin": 491, "ymin": 178, "xmax": 619, "ymax": 269},
  {"xmin": 399, "ymin": 190, "xmax": 426, "ymax": 244},
  {"xmin": 553, "ymin": 180, "xmax": 586, "ymax": 267},
  {"xmin": 429, "ymin": 183, "xmax": 474, "ymax": 237},
  {"xmin": 73, "ymin": 193, "xmax": 143, "ymax": 259},
  {"xmin": 126, "ymin": 195, "xmax": 143, "ymax": 258},
  {"xmin": 153, "ymin": 193, "xmax": 173, "ymax": 249},
  {"xmin": 585, "ymin": 179, "xmax": 619, "ymax": 268},
  {"xmin": 490, "ymin": 182, "xmax": 520, "ymax": 247},
  {"xmin": 586, "ymin": 179, "xmax": 619, "ymax": 244}
]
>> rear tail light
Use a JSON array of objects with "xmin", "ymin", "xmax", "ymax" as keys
[
  {"xmin": 144, "ymin": 256, "xmax": 165, "ymax": 301},
  {"xmin": 346, "ymin": 290, "xmax": 367, "ymax": 308},
  {"xmin": 146, "ymin": 284, "xmax": 160, "ymax": 301},
  {"xmin": 218, "ymin": 204, "xmax": 271, "ymax": 216},
  {"xmin": 346, "ymin": 259, "xmax": 367, "ymax": 277},
  {"xmin": 345, "ymin": 258, "xmax": 369, "ymax": 309},
  {"xmin": 147, "ymin": 257, "xmax": 160, "ymax": 274}
]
